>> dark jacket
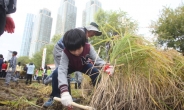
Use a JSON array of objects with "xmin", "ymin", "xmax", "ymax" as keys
[
  {"xmin": 0, "ymin": 58, "xmax": 4, "ymax": 70},
  {"xmin": 0, "ymin": 0, "xmax": 17, "ymax": 14}
]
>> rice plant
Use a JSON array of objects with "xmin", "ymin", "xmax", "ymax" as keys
[{"xmin": 88, "ymin": 33, "xmax": 184, "ymax": 110}]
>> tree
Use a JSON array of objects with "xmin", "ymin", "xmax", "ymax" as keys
[
  {"xmin": 90, "ymin": 9, "xmax": 138, "ymax": 59},
  {"xmin": 51, "ymin": 34, "xmax": 62, "ymax": 44},
  {"xmin": 30, "ymin": 34, "xmax": 62, "ymax": 69},
  {"xmin": 17, "ymin": 56, "xmax": 31, "ymax": 65},
  {"xmin": 152, "ymin": 5, "xmax": 184, "ymax": 55}
]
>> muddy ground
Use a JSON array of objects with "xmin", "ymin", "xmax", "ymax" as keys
[{"xmin": 0, "ymin": 78, "xmax": 85, "ymax": 110}]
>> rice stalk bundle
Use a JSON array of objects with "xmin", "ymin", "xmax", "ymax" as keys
[{"xmin": 89, "ymin": 34, "xmax": 184, "ymax": 110}]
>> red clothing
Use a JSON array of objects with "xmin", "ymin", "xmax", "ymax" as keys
[
  {"xmin": 1, "ymin": 63, "xmax": 8, "ymax": 70},
  {"xmin": 64, "ymin": 43, "xmax": 90, "ymax": 71}
]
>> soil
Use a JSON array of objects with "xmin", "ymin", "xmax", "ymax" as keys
[{"xmin": 0, "ymin": 78, "xmax": 82, "ymax": 110}]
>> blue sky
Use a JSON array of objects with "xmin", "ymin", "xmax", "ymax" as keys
[{"xmin": 0, "ymin": 0, "xmax": 183, "ymax": 60}]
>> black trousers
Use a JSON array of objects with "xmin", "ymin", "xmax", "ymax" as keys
[
  {"xmin": 26, "ymin": 74, "xmax": 32, "ymax": 84},
  {"xmin": 1, "ymin": 70, "xmax": 6, "ymax": 78},
  {"xmin": 0, "ymin": 5, "xmax": 6, "ymax": 36}
]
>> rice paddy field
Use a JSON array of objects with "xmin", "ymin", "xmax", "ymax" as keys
[{"xmin": 0, "ymin": 34, "xmax": 184, "ymax": 110}]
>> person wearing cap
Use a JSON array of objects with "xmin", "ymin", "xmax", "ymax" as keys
[{"xmin": 43, "ymin": 22, "xmax": 102, "ymax": 107}]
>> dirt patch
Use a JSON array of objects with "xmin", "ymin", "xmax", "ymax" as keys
[
  {"xmin": 0, "ymin": 79, "xmax": 87, "ymax": 110},
  {"xmin": 0, "ymin": 79, "xmax": 65, "ymax": 110}
]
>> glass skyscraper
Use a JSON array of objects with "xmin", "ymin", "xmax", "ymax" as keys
[
  {"xmin": 20, "ymin": 13, "xmax": 35, "ymax": 57},
  {"xmin": 82, "ymin": 0, "xmax": 102, "ymax": 26},
  {"xmin": 29, "ymin": 8, "xmax": 53, "ymax": 57},
  {"xmin": 55, "ymin": 0, "xmax": 77, "ymax": 35}
]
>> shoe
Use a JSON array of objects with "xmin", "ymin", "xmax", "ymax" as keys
[
  {"xmin": 43, "ymin": 98, "xmax": 54, "ymax": 108},
  {"xmin": 44, "ymin": 77, "xmax": 52, "ymax": 85},
  {"xmin": 72, "ymin": 97, "xmax": 80, "ymax": 103}
]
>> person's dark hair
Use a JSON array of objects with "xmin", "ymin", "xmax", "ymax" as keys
[
  {"xmin": 63, "ymin": 28, "xmax": 86, "ymax": 51},
  {"xmin": 12, "ymin": 51, "xmax": 17, "ymax": 55},
  {"xmin": 47, "ymin": 66, "xmax": 51, "ymax": 69},
  {"xmin": 4, "ymin": 61, "xmax": 7, "ymax": 63},
  {"xmin": 18, "ymin": 62, "xmax": 21, "ymax": 66},
  {"xmin": 0, "ymin": 54, "xmax": 3, "ymax": 58},
  {"xmin": 44, "ymin": 65, "xmax": 47, "ymax": 69}
]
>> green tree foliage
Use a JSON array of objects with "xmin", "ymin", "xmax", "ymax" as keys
[
  {"xmin": 152, "ymin": 5, "xmax": 184, "ymax": 55},
  {"xmin": 90, "ymin": 9, "xmax": 138, "ymax": 59},
  {"xmin": 30, "ymin": 34, "xmax": 62, "ymax": 69},
  {"xmin": 17, "ymin": 56, "xmax": 31, "ymax": 65},
  {"xmin": 30, "ymin": 51, "xmax": 42, "ymax": 69},
  {"xmin": 51, "ymin": 34, "xmax": 62, "ymax": 44}
]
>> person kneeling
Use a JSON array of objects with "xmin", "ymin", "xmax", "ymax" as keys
[{"xmin": 58, "ymin": 29, "xmax": 113, "ymax": 107}]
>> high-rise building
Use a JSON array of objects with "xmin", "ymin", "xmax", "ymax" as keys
[
  {"xmin": 20, "ymin": 13, "xmax": 35, "ymax": 57},
  {"xmin": 82, "ymin": 0, "xmax": 102, "ymax": 26},
  {"xmin": 55, "ymin": 0, "xmax": 77, "ymax": 35},
  {"xmin": 29, "ymin": 8, "xmax": 53, "ymax": 57}
]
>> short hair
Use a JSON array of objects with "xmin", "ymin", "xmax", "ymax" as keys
[
  {"xmin": 12, "ymin": 51, "xmax": 17, "ymax": 55},
  {"xmin": 0, "ymin": 54, "xmax": 3, "ymax": 58},
  {"xmin": 63, "ymin": 28, "xmax": 86, "ymax": 51}
]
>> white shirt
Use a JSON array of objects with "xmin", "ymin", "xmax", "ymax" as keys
[{"xmin": 26, "ymin": 64, "xmax": 35, "ymax": 74}]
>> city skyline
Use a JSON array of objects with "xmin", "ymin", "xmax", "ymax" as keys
[
  {"xmin": 29, "ymin": 8, "xmax": 53, "ymax": 57},
  {"xmin": 20, "ymin": 0, "xmax": 102, "ymax": 58},
  {"xmin": 0, "ymin": 0, "xmax": 183, "ymax": 60},
  {"xmin": 55, "ymin": 0, "xmax": 77, "ymax": 35},
  {"xmin": 82, "ymin": 0, "xmax": 102, "ymax": 26},
  {"xmin": 19, "ymin": 13, "xmax": 35, "ymax": 57}
]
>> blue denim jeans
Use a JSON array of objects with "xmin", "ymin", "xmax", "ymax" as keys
[{"xmin": 50, "ymin": 63, "xmax": 100, "ymax": 97}]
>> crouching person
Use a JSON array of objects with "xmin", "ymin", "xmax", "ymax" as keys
[{"xmin": 58, "ymin": 29, "xmax": 113, "ymax": 107}]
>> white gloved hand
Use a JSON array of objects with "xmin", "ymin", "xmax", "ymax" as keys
[{"xmin": 60, "ymin": 92, "xmax": 73, "ymax": 106}]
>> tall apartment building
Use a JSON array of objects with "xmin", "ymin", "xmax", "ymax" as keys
[
  {"xmin": 20, "ymin": 13, "xmax": 35, "ymax": 57},
  {"xmin": 29, "ymin": 8, "xmax": 53, "ymax": 57},
  {"xmin": 82, "ymin": 0, "xmax": 102, "ymax": 26},
  {"xmin": 55, "ymin": 0, "xmax": 77, "ymax": 35}
]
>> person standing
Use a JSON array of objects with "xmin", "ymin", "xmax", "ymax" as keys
[
  {"xmin": 15, "ymin": 62, "xmax": 21, "ymax": 78},
  {"xmin": 0, "ymin": 54, "xmax": 4, "ymax": 77},
  {"xmin": 20, "ymin": 64, "xmax": 27, "ymax": 79},
  {"xmin": 25, "ymin": 63, "xmax": 35, "ymax": 85},
  {"xmin": 1, "ymin": 61, "xmax": 7, "ymax": 77},
  {"xmin": 4, "ymin": 51, "xmax": 18, "ymax": 86},
  {"xmin": 42, "ymin": 65, "xmax": 48, "ymax": 83},
  {"xmin": 37, "ymin": 67, "xmax": 43, "ymax": 83}
]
